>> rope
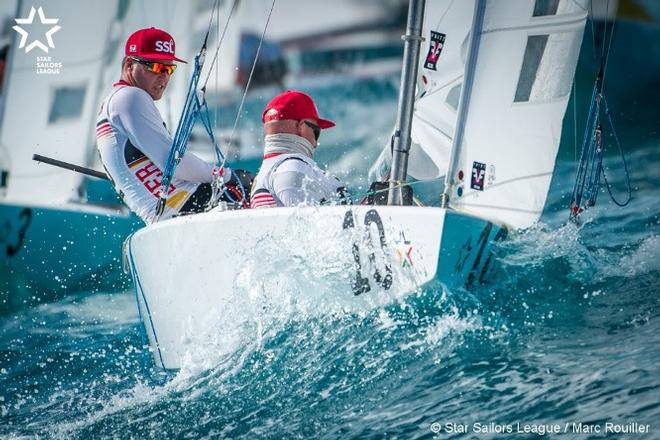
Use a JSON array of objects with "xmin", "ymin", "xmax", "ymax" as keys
[
  {"xmin": 227, "ymin": 0, "xmax": 277, "ymax": 159},
  {"xmin": 201, "ymin": 0, "xmax": 239, "ymax": 91},
  {"xmin": 568, "ymin": 81, "xmax": 630, "ymax": 218},
  {"xmin": 155, "ymin": 3, "xmax": 236, "ymax": 219},
  {"xmin": 568, "ymin": 0, "xmax": 631, "ymax": 222},
  {"xmin": 156, "ymin": 52, "xmax": 206, "ymax": 219},
  {"xmin": 601, "ymin": 98, "xmax": 632, "ymax": 207},
  {"xmin": 348, "ymin": 177, "xmax": 443, "ymax": 206},
  {"xmin": 155, "ymin": 0, "xmax": 279, "ymax": 218}
]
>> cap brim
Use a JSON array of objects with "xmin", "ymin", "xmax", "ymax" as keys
[
  {"xmin": 318, "ymin": 118, "xmax": 335, "ymax": 129},
  {"xmin": 140, "ymin": 53, "xmax": 188, "ymax": 64}
]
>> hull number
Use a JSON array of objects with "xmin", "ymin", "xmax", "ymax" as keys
[{"xmin": 342, "ymin": 209, "xmax": 393, "ymax": 296}]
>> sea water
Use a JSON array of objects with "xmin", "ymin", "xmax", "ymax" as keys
[{"xmin": 1, "ymin": 34, "xmax": 659, "ymax": 440}]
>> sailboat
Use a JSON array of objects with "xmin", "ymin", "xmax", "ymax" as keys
[{"xmin": 126, "ymin": 0, "xmax": 588, "ymax": 370}]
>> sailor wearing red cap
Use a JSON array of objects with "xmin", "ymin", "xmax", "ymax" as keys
[
  {"xmin": 96, "ymin": 27, "xmax": 242, "ymax": 224},
  {"xmin": 250, "ymin": 91, "xmax": 347, "ymax": 208}
]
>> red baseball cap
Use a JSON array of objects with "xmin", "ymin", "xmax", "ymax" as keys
[
  {"xmin": 262, "ymin": 91, "xmax": 335, "ymax": 129},
  {"xmin": 125, "ymin": 27, "xmax": 187, "ymax": 64}
]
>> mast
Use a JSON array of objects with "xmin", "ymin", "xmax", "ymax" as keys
[
  {"xmin": 439, "ymin": 0, "xmax": 486, "ymax": 207},
  {"xmin": 387, "ymin": 0, "xmax": 425, "ymax": 206}
]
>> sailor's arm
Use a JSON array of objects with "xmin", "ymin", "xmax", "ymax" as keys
[{"xmin": 110, "ymin": 88, "xmax": 228, "ymax": 183}]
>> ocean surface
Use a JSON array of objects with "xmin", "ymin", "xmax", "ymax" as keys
[{"xmin": 2, "ymin": 23, "xmax": 659, "ymax": 440}]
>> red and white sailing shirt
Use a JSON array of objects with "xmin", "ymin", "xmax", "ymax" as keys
[
  {"xmin": 250, "ymin": 151, "xmax": 343, "ymax": 208},
  {"xmin": 96, "ymin": 81, "xmax": 217, "ymax": 224}
]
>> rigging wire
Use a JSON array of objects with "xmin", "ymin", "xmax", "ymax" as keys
[
  {"xmin": 154, "ymin": 0, "xmax": 277, "ymax": 219},
  {"xmin": 573, "ymin": 79, "xmax": 578, "ymax": 163},
  {"xmin": 226, "ymin": 0, "xmax": 278, "ymax": 167},
  {"xmin": 569, "ymin": 0, "xmax": 631, "ymax": 223},
  {"xmin": 202, "ymin": 0, "xmax": 239, "ymax": 91},
  {"xmin": 601, "ymin": 1, "xmax": 618, "ymax": 88}
]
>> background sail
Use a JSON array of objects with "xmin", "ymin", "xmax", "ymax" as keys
[
  {"xmin": 0, "ymin": 1, "xmax": 119, "ymax": 204},
  {"xmin": 0, "ymin": 0, "xmax": 213, "ymax": 205},
  {"xmin": 447, "ymin": 0, "xmax": 588, "ymax": 229}
]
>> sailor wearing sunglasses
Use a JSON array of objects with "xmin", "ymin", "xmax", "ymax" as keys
[
  {"xmin": 96, "ymin": 27, "xmax": 246, "ymax": 224},
  {"xmin": 250, "ymin": 91, "xmax": 348, "ymax": 208}
]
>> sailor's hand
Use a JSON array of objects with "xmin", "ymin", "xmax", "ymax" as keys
[
  {"xmin": 212, "ymin": 166, "xmax": 229, "ymax": 182},
  {"xmin": 223, "ymin": 169, "xmax": 254, "ymax": 208}
]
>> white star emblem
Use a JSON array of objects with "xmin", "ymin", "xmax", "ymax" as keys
[{"xmin": 13, "ymin": 6, "xmax": 61, "ymax": 54}]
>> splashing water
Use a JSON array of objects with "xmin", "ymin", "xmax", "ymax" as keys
[{"xmin": 1, "ymin": 73, "xmax": 659, "ymax": 438}]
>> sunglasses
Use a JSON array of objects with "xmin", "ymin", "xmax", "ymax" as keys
[
  {"xmin": 131, "ymin": 57, "xmax": 177, "ymax": 75},
  {"xmin": 303, "ymin": 120, "xmax": 321, "ymax": 141}
]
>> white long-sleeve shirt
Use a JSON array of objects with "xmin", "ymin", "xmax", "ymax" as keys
[
  {"xmin": 96, "ymin": 82, "xmax": 227, "ymax": 223},
  {"xmin": 250, "ymin": 152, "xmax": 344, "ymax": 208}
]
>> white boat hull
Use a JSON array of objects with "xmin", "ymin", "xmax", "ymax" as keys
[{"xmin": 127, "ymin": 206, "xmax": 505, "ymax": 370}]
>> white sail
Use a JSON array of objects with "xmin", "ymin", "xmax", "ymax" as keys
[
  {"xmin": 0, "ymin": 1, "xmax": 119, "ymax": 204},
  {"xmin": 369, "ymin": 0, "xmax": 474, "ymax": 182},
  {"xmin": 446, "ymin": 0, "xmax": 587, "ymax": 229},
  {"xmin": 408, "ymin": 0, "xmax": 475, "ymax": 180}
]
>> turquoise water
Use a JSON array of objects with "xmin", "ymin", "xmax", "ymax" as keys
[{"xmin": 1, "ymin": 22, "xmax": 659, "ymax": 439}]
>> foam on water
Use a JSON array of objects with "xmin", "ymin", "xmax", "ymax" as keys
[
  {"xmin": 158, "ymin": 207, "xmax": 430, "ymax": 374},
  {"xmin": 32, "ymin": 281, "xmax": 484, "ymax": 439},
  {"xmin": 601, "ymin": 234, "xmax": 660, "ymax": 278},
  {"xmin": 1, "ymin": 70, "xmax": 659, "ymax": 438}
]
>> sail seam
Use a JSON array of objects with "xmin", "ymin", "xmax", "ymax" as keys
[
  {"xmin": 414, "ymin": 114, "xmax": 453, "ymax": 142},
  {"xmin": 453, "ymin": 203, "xmax": 543, "ymax": 214},
  {"xmin": 419, "ymin": 74, "xmax": 463, "ymax": 98},
  {"xmin": 482, "ymin": 15, "xmax": 587, "ymax": 35},
  {"xmin": 461, "ymin": 171, "xmax": 553, "ymax": 193}
]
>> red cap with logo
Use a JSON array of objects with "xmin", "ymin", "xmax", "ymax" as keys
[
  {"xmin": 262, "ymin": 90, "xmax": 335, "ymax": 129},
  {"xmin": 125, "ymin": 27, "xmax": 187, "ymax": 64}
]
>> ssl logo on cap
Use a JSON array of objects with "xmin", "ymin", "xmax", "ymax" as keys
[{"xmin": 155, "ymin": 39, "xmax": 174, "ymax": 54}]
